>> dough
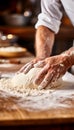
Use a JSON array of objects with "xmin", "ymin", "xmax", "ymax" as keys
[
  {"xmin": 11, "ymin": 67, "xmax": 64, "ymax": 89},
  {"xmin": 11, "ymin": 67, "xmax": 74, "ymax": 90},
  {"xmin": 0, "ymin": 68, "xmax": 74, "ymax": 93},
  {"xmin": 11, "ymin": 68, "xmax": 42, "ymax": 89}
]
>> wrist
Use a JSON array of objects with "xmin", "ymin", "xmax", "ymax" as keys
[
  {"xmin": 61, "ymin": 53, "xmax": 74, "ymax": 67},
  {"xmin": 36, "ymin": 55, "xmax": 48, "ymax": 60},
  {"xmin": 69, "ymin": 52, "xmax": 74, "ymax": 65}
]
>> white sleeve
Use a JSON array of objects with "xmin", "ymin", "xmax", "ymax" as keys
[{"xmin": 35, "ymin": 0, "xmax": 63, "ymax": 34}]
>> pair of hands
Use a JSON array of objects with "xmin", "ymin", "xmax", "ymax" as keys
[{"xmin": 18, "ymin": 54, "xmax": 70, "ymax": 89}]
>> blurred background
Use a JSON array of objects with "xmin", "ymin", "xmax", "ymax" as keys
[{"xmin": 0, "ymin": 0, "xmax": 74, "ymax": 55}]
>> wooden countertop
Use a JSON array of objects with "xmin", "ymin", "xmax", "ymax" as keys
[
  {"xmin": 0, "ymin": 97, "xmax": 74, "ymax": 126},
  {"xmin": 0, "ymin": 54, "xmax": 74, "ymax": 126}
]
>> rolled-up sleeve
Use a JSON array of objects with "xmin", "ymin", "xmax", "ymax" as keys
[{"xmin": 35, "ymin": 0, "xmax": 63, "ymax": 34}]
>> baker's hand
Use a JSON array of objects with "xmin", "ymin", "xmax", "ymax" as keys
[
  {"xmin": 33, "ymin": 54, "xmax": 71, "ymax": 89},
  {"xmin": 18, "ymin": 58, "xmax": 44, "ymax": 74}
]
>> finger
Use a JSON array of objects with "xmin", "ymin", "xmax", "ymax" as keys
[
  {"xmin": 48, "ymin": 65, "xmax": 65, "ymax": 84},
  {"xmin": 34, "ymin": 64, "xmax": 50, "ymax": 85},
  {"xmin": 18, "ymin": 62, "xmax": 33, "ymax": 74},
  {"xmin": 23, "ymin": 63, "xmax": 34, "ymax": 74},
  {"xmin": 38, "ymin": 64, "xmax": 65, "ymax": 89},
  {"xmin": 18, "ymin": 62, "xmax": 31, "ymax": 73},
  {"xmin": 34, "ymin": 60, "xmax": 46, "ymax": 68},
  {"xmin": 49, "ymin": 72, "xmax": 60, "ymax": 84},
  {"xmin": 38, "ymin": 71, "xmax": 54, "ymax": 89}
]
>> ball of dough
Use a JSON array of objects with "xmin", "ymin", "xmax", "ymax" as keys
[
  {"xmin": 11, "ymin": 67, "xmax": 67, "ymax": 90},
  {"xmin": 11, "ymin": 68, "xmax": 41, "ymax": 89},
  {"xmin": 0, "ymin": 68, "xmax": 74, "ymax": 93}
]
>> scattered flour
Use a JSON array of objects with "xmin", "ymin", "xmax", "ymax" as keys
[{"xmin": 0, "ymin": 68, "xmax": 74, "ymax": 110}]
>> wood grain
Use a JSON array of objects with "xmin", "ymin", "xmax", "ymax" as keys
[
  {"xmin": 0, "ymin": 56, "xmax": 74, "ymax": 126},
  {"xmin": 0, "ymin": 88, "xmax": 74, "ymax": 126}
]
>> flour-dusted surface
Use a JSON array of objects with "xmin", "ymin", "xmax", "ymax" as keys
[{"xmin": 0, "ymin": 68, "xmax": 74, "ymax": 111}]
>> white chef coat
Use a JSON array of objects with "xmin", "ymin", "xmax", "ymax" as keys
[{"xmin": 35, "ymin": 0, "xmax": 74, "ymax": 34}]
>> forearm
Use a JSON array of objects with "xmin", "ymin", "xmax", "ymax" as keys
[{"xmin": 35, "ymin": 26, "xmax": 55, "ymax": 59}]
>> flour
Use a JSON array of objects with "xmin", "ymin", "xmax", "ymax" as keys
[
  {"xmin": 15, "ymin": 90, "xmax": 74, "ymax": 111},
  {"xmin": 0, "ymin": 68, "xmax": 72, "ymax": 93},
  {"xmin": 0, "ymin": 68, "xmax": 74, "ymax": 111}
]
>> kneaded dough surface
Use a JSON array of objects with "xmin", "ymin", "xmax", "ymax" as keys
[
  {"xmin": 11, "ymin": 67, "xmax": 65, "ymax": 89},
  {"xmin": 11, "ymin": 68, "xmax": 42, "ymax": 89},
  {"xmin": 0, "ymin": 67, "xmax": 74, "ymax": 95}
]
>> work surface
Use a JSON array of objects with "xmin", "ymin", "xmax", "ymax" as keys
[{"xmin": 0, "ymin": 55, "xmax": 74, "ymax": 126}]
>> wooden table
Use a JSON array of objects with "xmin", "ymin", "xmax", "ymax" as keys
[{"xmin": 0, "ymin": 54, "xmax": 74, "ymax": 130}]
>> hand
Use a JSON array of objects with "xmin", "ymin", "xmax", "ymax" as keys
[
  {"xmin": 18, "ymin": 57, "xmax": 44, "ymax": 74},
  {"xmin": 33, "ymin": 54, "xmax": 71, "ymax": 89}
]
